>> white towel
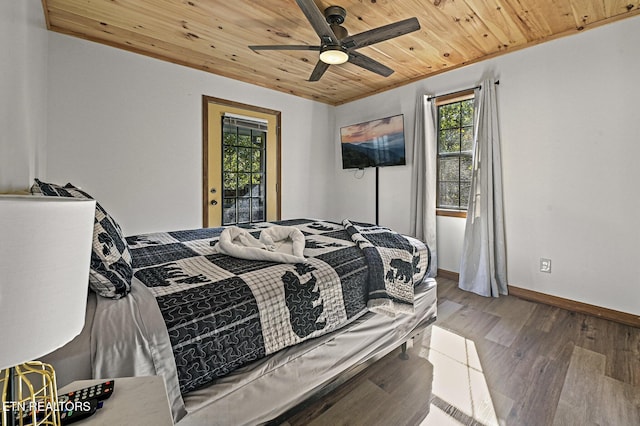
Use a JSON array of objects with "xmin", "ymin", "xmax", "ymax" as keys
[{"xmin": 212, "ymin": 225, "xmax": 306, "ymax": 263}]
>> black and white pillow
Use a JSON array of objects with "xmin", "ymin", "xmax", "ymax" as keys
[{"xmin": 30, "ymin": 179, "xmax": 133, "ymax": 299}]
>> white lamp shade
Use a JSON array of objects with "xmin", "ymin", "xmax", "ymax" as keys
[{"xmin": 0, "ymin": 195, "xmax": 96, "ymax": 370}]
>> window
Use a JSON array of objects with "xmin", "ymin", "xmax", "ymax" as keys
[
  {"xmin": 222, "ymin": 116, "xmax": 267, "ymax": 225},
  {"xmin": 436, "ymin": 91, "xmax": 474, "ymax": 215}
]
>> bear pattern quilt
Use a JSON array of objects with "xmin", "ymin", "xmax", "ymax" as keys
[{"xmin": 126, "ymin": 219, "xmax": 429, "ymax": 394}]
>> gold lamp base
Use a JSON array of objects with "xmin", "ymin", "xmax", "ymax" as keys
[{"xmin": 1, "ymin": 362, "xmax": 61, "ymax": 426}]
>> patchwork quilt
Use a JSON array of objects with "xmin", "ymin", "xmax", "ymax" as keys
[
  {"xmin": 126, "ymin": 219, "xmax": 430, "ymax": 394},
  {"xmin": 343, "ymin": 219, "xmax": 420, "ymax": 316}
]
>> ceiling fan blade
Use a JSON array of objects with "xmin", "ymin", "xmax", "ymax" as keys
[
  {"xmin": 342, "ymin": 17, "xmax": 420, "ymax": 50},
  {"xmin": 309, "ymin": 60, "xmax": 330, "ymax": 81},
  {"xmin": 295, "ymin": 0, "xmax": 339, "ymax": 46},
  {"xmin": 347, "ymin": 51, "xmax": 394, "ymax": 77},
  {"xmin": 250, "ymin": 45, "xmax": 321, "ymax": 51}
]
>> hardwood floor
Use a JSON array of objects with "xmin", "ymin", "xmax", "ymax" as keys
[{"xmin": 281, "ymin": 277, "xmax": 640, "ymax": 426}]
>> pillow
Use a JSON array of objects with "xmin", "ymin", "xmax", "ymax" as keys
[{"xmin": 30, "ymin": 179, "xmax": 132, "ymax": 299}]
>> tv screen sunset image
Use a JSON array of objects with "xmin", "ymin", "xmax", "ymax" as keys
[{"xmin": 340, "ymin": 114, "xmax": 406, "ymax": 169}]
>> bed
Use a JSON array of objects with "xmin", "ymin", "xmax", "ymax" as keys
[{"xmin": 39, "ymin": 210, "xmax": 437, "ymax": 425}]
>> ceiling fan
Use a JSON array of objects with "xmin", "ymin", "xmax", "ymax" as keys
[{"xmin": 249, "ymin": 0, "xmax": 420, "ymax": 81}]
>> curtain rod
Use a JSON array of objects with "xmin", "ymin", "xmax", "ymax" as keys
[{"xmin": 427, "ymin": 80, "xmax": 499, "ymax": 102}]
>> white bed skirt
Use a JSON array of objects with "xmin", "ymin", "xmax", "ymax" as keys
[{"xmin": 178, "ymin": 277, "xmax": 437, "ymax": 426}]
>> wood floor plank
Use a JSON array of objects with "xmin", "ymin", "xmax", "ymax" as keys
[
  {"xmin": 368, "ymin": 347, "xmax": 433, "ymax": 397},
  {"xmin": 526, "ymin": 302, "xmax": 574, "ymax": 333},
  {"xmin": 303, "ymin": 380, "xmax": 391, "ymax": 426},
  {"xmin": 433, "ymin": 299, "xmax": 463, "ymax": 322},
  {"xmin": 552, "ymin": 400, "xmax": 596, "ymax": 426},
  {"xmin": 558, "ymin": 346, "xmax": 605, "ymax": 408},
  {"xmin": 596, "ymin": 376, "xmax": 640, "ymax": 425},
  {"xmin": 508, "ymin": 355, "xmax": 569, "ymax": 425},
  {"xmin": 437, "ymin": 304, "xmax": 500, "ymax": 342},
  {"xmin": 484, "ymin": 298, "xmax": 536, "ymax": 347},
  {"xmin": 280, "ymin": 278, "xmax": 640, "ymax": 426},
  {"xmin": 605, "ymin": 322, "xmax": 640, "ymax": 387},
  {"xmin": 489, "ymin": 389, "xmax": 515, "ymax": 425},
  {"xmin": 574, "ymin": 313, "xmax": 640, "ymax": 387}
]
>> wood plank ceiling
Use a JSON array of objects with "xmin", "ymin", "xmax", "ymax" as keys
[{"xmin": 42, "ymin": 0, "xmax": 640, "ymax": 106}]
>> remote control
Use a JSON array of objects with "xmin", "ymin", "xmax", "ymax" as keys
[
  {"xmin": 59, "ymin": 398, "xmax": 100, "ymax": 425},
  {"xmin": 58, "ymin": 380, "xmax": 115, "ymax": 404}
]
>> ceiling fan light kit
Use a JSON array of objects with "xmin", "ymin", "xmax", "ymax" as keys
[
  {"xmin": 319, "ymin": 47, "xmax": 349, "ymax": 64},
  {"xmin": 248, "ymin": 0, "xmax": 420, "ymax": 81}
]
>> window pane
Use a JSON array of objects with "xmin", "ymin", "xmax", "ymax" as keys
[
  {"xmin": 237, "ymin": 198, "xmax": 250, "ymax": 223},
  {"xmin": 251, "ymin": 149, "xmax": 262, "ymax": 173},
  {"xmin": 251, "ymin": 198, "xmax": 264, "ymax": 222},
  {"xmin": 439, "ymin": 103, "xmax": 460, "ymax": 129},
  {"xmin": 461, "ymin": 126, "xmax": 473, "ymax": 152},
  {"xmin": 438, "ymin": 182, "xmax": 460, "ymax": 208},
  {"xmin": 460, "ymin": 100, "xmax": 474, "ymax": 126},
  {"xmin": 460, "ymin": 183, "xmax": 471, "ymax": 208},
  {"xmin": 251, "ymin": 173, "xmax": 264, "ymax": 197},
  {"xmin": 439, "ymin": 129, "xmax": 460, "ymax": 153},
  {"xmin": 222, "ymin": 198, "xmax": 236, "ymax": 226},
  {"xmin": 237, "ymin": 127, "xmax": 253, "ymax": 147},
  {"xmin": 439, "ymin": 157, "xmax": 459, "ymax": 182},
  {"xmin": 460, "ymin": 156, "xmax": 473, "ymax": 181},
  {"xmin": 253, "ymin": 132, "xmax": 265, "ymax": 148},
  {"xmin": 223, "ymin": 146, "xmax": 237, "ymax": 172},
  {"xmin": 223, "ymin": 172, "xmax": 237, "ymax": 197},
  {"xmin": 236, "ymin": 173, "xmax": 251, "ymax": 197},
  {"xmin": 223, "ymin": 130, "xmax": 237, "ymax": 145},
  {"xmin": 237, "ymin": 148, "xmax": 252, "ymax": 172}
]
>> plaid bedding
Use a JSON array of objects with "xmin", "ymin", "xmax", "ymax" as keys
[
  {"xmin": 343, "ymin": 220, "xmax": 421, "ymax": 316},
  {"xmin": 126, "ymin": 219, "xmax": 429, "ymax": 394}
]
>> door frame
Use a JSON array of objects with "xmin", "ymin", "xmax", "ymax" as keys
[{"xmin": 202, "ymin": 95, "xmax": 282, "ymax": 227}]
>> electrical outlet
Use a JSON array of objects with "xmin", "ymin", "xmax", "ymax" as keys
[{"xmin": 540, "ymin": 258, "xmax": 552, "ymax": 273}]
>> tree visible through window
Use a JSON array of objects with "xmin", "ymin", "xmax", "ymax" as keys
[
  {"xmin": 222, "ymin": 117, "xmax": 266, "ymax": 225},
  {"xmin": 437, "ymin": 93, "xmax": 474, "ymax": 211}
]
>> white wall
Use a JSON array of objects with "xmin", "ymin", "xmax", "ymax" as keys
[
  {"xmin": 497, "ymin": 20, "xmax": 640, "ymax": 316},
  {"xmin": 333, "ymin": 16, "xmax": 640, "ymax": 315},
  {"xmin": 4, "ymin": 2, "xmax": 638, "ymax": 315},
  {"xmin": 0, "ymin": 1, "xmax": 48, "ymax": 192},
  {"xmin": 330, "ymin": 82, "xmax": 421, "ymax": 232},
  {"xmin": 46, "ymin": 33, "xmax": 333, "ymax": 236}
]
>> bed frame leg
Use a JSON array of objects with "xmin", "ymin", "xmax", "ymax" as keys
[{"xmin": 399, "ymin": 341, "xmax": 410, "ymax": 360}]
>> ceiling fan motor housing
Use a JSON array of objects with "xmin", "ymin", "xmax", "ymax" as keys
[
  {"xmin": 325, "ymin": 6, "xmax": 348, "ymax": 40},
  {"xmin": 324, "ymin": 6, "xmax": 346, "ymax": 25},
  {"xmin": 331, "ymin": 24, "xmax": 348, "ymax": 40}
]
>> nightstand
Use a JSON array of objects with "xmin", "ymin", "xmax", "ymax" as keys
[{"xmin": 58, "ymin": 376, "xmax": 173, "ymax": 425}]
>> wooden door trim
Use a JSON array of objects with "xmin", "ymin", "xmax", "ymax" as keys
[{"xmin": 202, "ymin": 96, "xmax": 282, "ymax": 227}]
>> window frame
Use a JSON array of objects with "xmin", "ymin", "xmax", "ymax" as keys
[{"xmin": 435, "ymin": 90, "xmax": 475, "ymax": 218}]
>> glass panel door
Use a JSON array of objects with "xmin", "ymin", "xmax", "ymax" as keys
[{"xmin": 221, "ymin": 117, "xmax": 267, "ymax": 225}]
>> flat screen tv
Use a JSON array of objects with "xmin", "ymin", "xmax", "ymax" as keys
[{"xmin": 340, "ymin": 114, "xmax": 406, "ymax": 169}]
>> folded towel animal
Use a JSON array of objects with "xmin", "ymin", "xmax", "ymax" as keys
[{"xmin": 212, "ymin": 225, "xmax": 306, "ymax": 264}]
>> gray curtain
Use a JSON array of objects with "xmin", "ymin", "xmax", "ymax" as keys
[
  {"xmin": 410, "ymin": 94, "xmax": 438, "ymax": 278},
  {"xmin": 458, "ymin": 78, "xmax": 508, "ymax": 297}
]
